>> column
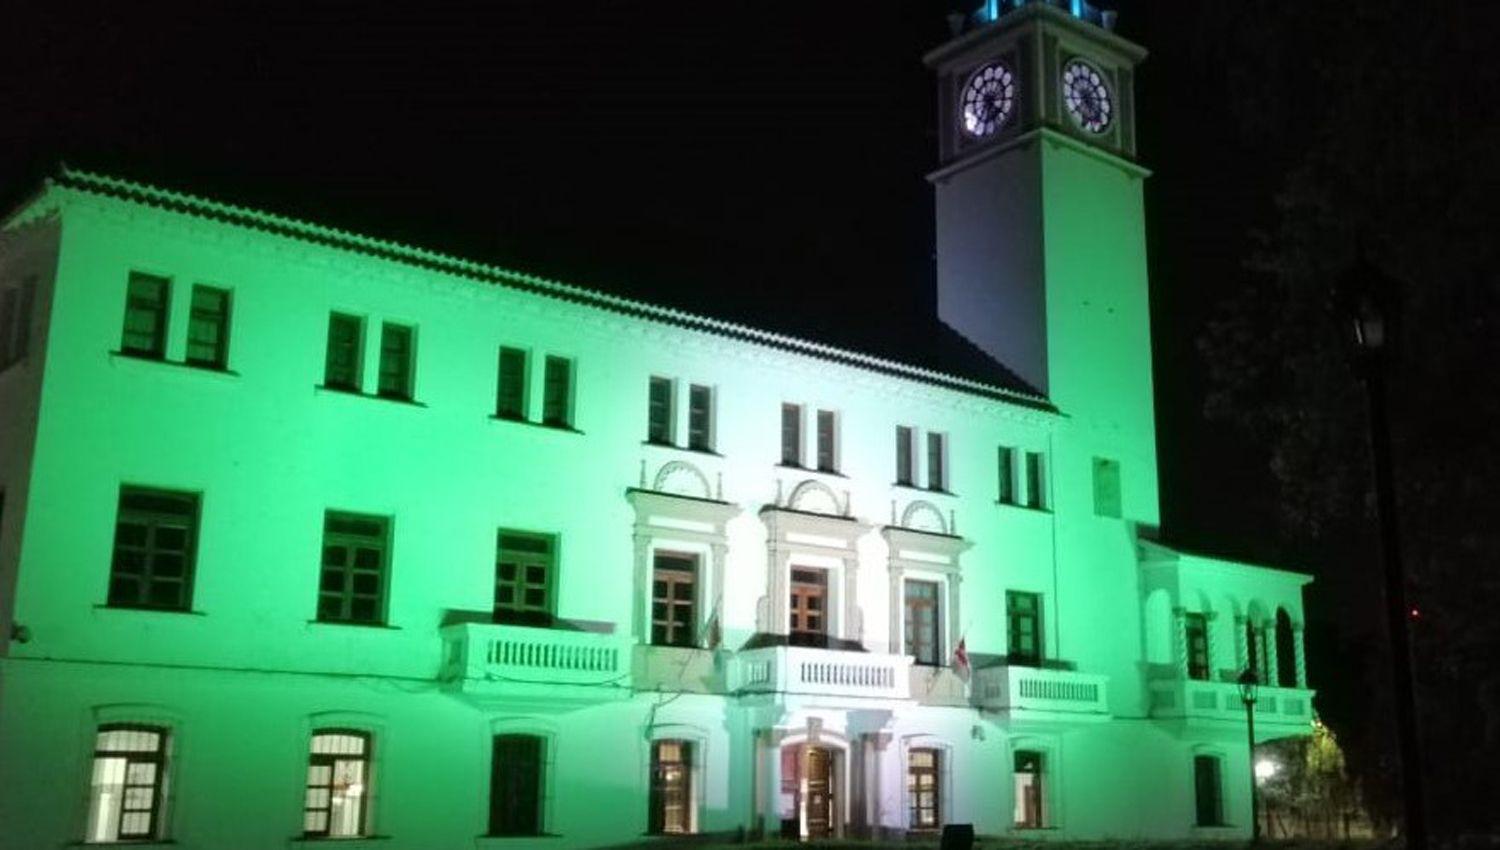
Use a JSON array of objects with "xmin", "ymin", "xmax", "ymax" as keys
[
  {"xmin": 762, "ymin": 732, "xmax": 784, "ymax": 837},
  {"xmin": 1171, "ymin": 606, "xmax": 1188, "ymax": 677},
  {"xmin": 888, "ymin": 564, "xmax": 904, "ymax": 655},
  {"xmin": 632, "ymin": 532, "xmax": 652, "ymax": 642},
  {"xmin": 869, "ymin": 732, "xmax": 892, "ymax": 839},
  {"xmin": 1233, "ymin": 614, "xmax": 1248, "ymax": 672},
  {"xmin": 843, "ymin": 557, "xmax": 861, "ymax": 644},
  {"xmin": 947, "ymin": 572, "xmax": 964, "ymax": 662},
  {"xmin": 710, "ymin": 541, "xmax": 728, "ymax": 641},
  {"xmin": 1262, "ymin": 619, "xmax": 1278, "ymax": 686},
  {"xmin": 1205, "ymin": 611, "xmax": 1220, "ymax": 679},
  {"xmin": 1292, "ymin": 622, "xmax": 1307, "ymax": 688}
]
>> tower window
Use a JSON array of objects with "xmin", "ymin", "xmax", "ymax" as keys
[
  {"xmin": 121, "ymin": 272, "xmax": 170, "ymax": 359},
  {"xmin": 907, "ymin": 748, "xmax": 941, "ymax": 830},
  {"xmin": 490, "ymin": 735, "xmax": 544, "ymax": 837},
  {"xmin": 496, "ymin": 346, "xmax": 528, "ymax": 420},
  {"xmin": 185, "ymin": 285, "xmax": 231, "ymax": 369},
  {"xmin": 647, "ymin": 377, "xmax": 674, "ymax": 444},
  {"xmin": 649, "ymin": 740, "xmax": 693, "ymax": 834},
  {"xmin": 815, "ymin": 409, "xmax": 838, "ymax": 473},
  {"xmin": 1007, "ymin": 591, "xmax": 1043, "ymax": 666},
  {"xmin": 997, "ymin": 446, "xmax": 1017, "ymax": 505},
  {"xmin": 1185, "ymin": 612, "xmax": 1210, "ymax": 681},
  {"xmin": 780, "ymin": 403, "xmax": 803, "ymax": 466},
  {"xmin": 927, "ymin": 432, "xmax": 948, "ymax": 491},
  {"xmin": 495, "ymin": 531, "xmax": 556, "ymax": 625},
  {"xmin": 1024, "ymin": 451, "xmax": 1046, "ymax": 509},
  {"xmin": 895, "ymin": 426, "xmax": 916, "ymax": 486},
  {"xmin": 303, "ymin": 731, "xmax": 371, "ymax": 838},
  {"xmin": 1092, "ymin": 456, "xmax": 1121, "ymax": 517},
  {"xmin": 542, "ymin": 355, "xmax": 574, "ymax": 428},
  {"xmin": 86, "ymin": 724, "xmax": 169, "ymax": 842},
  {"xmin": 1013, "ymin": 750, "xmax": 1046, "ymax": 828},
  {"xmin": 1193, "ymin": 755, "xmax": 1225, "ymax": 826},
  {"xmin": 318, "ymin": 512, "xmax": 390, "ymax": 625},
  {"xmin": 651, "ymin": 551, "xmax": 698, "ymax": 648},
  {"xmin": 109, "ymin": 487, "xmax": 199, "ymax": 611},
  {"xmin": 687, "ymin": 384, "xmax": 714, "ymax": 452},
  {"xmin": 324, "ymin": 313, "xmax": 364, "ymax": 391},
  {"xmin": 377, "ymin": 322, "xmax": 415, "ymax": 400}
]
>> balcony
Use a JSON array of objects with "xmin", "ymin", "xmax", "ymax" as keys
[
  {"xmin": 1149, "ymin": 678, "xmax": 1316, "ymax": 735},
  {"xmin": 440, "ymin": 621, "xmax": 630, "ymax": 703},
  {"xmin": 730, "ymin": 644, "xmax": 912, "ymax": 702},
  {"xmin": 972, "ymin": 663, "xmax": 1111, "ymax": 718}
]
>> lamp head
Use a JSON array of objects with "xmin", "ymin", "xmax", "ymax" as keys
[{"xmin": 1237, "ymin": 667, "xmax": 1260, "ymax": 704}]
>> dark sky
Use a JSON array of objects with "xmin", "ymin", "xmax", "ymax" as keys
[{"xmin": 0, "ymin": 0, "xmax": 1287, "ymax": 566}]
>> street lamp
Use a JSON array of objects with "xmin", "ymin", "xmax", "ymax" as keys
[
  {"xmin": 1237, "ymin": 668, "xmax": 1261, "ymax": 843},
  {"xmin": 1336, "ymin": 254, "xmax": 1427, "ymax": 850}
]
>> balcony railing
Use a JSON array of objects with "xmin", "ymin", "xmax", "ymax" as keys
[
  {"xmin": 972, "ymin": 663, "xmax": 1111, "ymax": 716},
  {"xmin": 731, "ymin": 644, "xmax": 912, "ymax": 701},
  {"xmin": 1149, "ymin": 678, "xmax": 1315, "ymax": 730},
  {"xmin": 440, "ymin": 622, "xmax": 628, "ymax": 698}
]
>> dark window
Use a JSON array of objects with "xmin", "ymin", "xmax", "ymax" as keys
[
  {"xmin": 904, "ymin": 580, "xmax": 942, "ymax": 666},
  {"xmin": 1025, "ymin": 451, "xmax": 1046, "ymax": 509},
  {"xmin": 324, "ymin": 313, "xmax": 364, "ymax": 391},
  {"xmin": 1185, "ymin": 612, "xmax": 1211, "ymax": 681},
  {"xmin": 788, "ymin": 568, "xmax": 827, "ymax": 647},
  {"xmin": 997, "ymin": 446, "xmax": 1017, "ymax": 504},
  {"xmin": 496, "ymin": 531, "xmax": 555, "ymax": 625},
  {"xmin": 108, "ymin": 487, "xmax": 199, "ymax": 611},
  {"xmin": 185, "ymin": 285, "xmax": 230, "ymax": 369},
  {"xmin": 649, "ymin": 740, "xmax": 692, "ymax": 835},
  {"xmin": 647, "ymin": 377, "xmax": 674, "ymax": 444},
  {"xmin": 1193, "ymin": 755, "xmax": 1224, "ymax": 826},
  {"xmin": 121, "ymin": 272, "xmax": 169, "ymax": 359},
  {"xmin": 1246, "ymin": 620, "xmax": 1263, "ymax": 684},
  {"xmin": 377, "ymin": 322, "xmax": 414, "ymax": 399},
  {"xmin": 927, "ymin": 432, "xmax": 947, "ymax": 491},
  {"xmin": 1092, "ymin": 456, "xmax": 1121, "ymax": 517},
  {"xmin": 496, "ymin": 346, "xmax": 527, "ymax": 420},
  {"xmin": 0, "ymin": 276, "xmax": 36, "ymax": 369},
  {"xmin": 1013, "ymin": 750, "xmax": 1045, "ymax": 828},
  {"xmin": 318, "ymin": 512, "xmax": 389, "ymax": 625},
  {"xmin": 1275, "ymin": 608, "xmax": 1297, "ymax": 687},
  {"xmin": 303, "ymin": 731, "xmax": 371, "ymax": 838},
  {"xmin": 85, "ymin": 725, "xmax": 168, "ymax": 842},
  {"xmin": 1007, "ymin": 591, "xmax": 1042, "ymax": 666},
  {"xmin": 907, "ymin": 748, "xmax": 940, "ymax": 830},
  {"xmin": 780, "ymin": 403, "xmax": 802, "ymax": 466},
  {"xmin": 490, "ymin": 735, "xmax": 544, "ymax": 836},
  {"xmin": 816, "ymin": 410, "xmax": 838, "ymax": 473},
  {"xmin": 651, "ymin": 552, "xmax": 697, "ymax": 647},
  {"xmin": 895, "ymin": 426, "xmax": 915, "ymax": 486},
  {"xmin": 542, "ymin": 355, "xmax": 572, "ymax": 427},
  {"xmin": 687, "ymin": 384, "xmax": 713, "ymax": 451}
]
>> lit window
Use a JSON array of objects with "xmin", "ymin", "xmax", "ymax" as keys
[
  {"xmin": 496, "ymin": 346, "xmax": 527, "ymax": 420},
  {"xmin": 895, "ymin": 426, "xmax": 916, "ymax": 486},
  {"xmin": 687, "ymin": 384, "xmax": 714, "ymax": 451},
  {"xmin": 377, "ymin": 322, "xmax": 414, "ymax": 400},
  {"xmin": 649, "ymin": 740, "xmax": 693, "ymax": 834},
  {"xmin": 1025, "ymin": 451, "xmax": 1046, "ymax": 509},
  {"xmin": 109, "ymin": 487, "xmax": 199, "ymax": 611},
  {"xmin": 904, "ymin": 580, "xmax": 942, "ymax": 666},
  {"xmin": 324, "ymin": 313, "xmax": 364, "ymax": 391},
  {"xmin": 780, "ymin": 403, "xmax": 803, "ymax": 466},
  {"xmin": 927, "ymin": 432, "xmax": 948, "ymax": 491},
  {"xmin": 496, "ymin": 531, "xmax": 556, "ymax": 625},
  {"xmin": 1092, "ymin": 456, "xmax": 1121, "ymax": 517},
  {"xmin": 490, "ymin": 735, "xmax": 544, "ymax": 836},
  {"xmin": 815, "ymin": 409, "xmax": 838, "ymax": 473},
  {"xmin": 303, "ymin": 731, "xmax": 371, "ymax": 838},
  {"xmin": 1193, "ymin": 754, "xmax": 1224, "ymax": 826},
  {"xmin": 318, "ymin": 512, "xmax": 390, "ymax": 625},
  {"xmin": 185, "ymin": 285, "xmax": 231, "ymax": 369},
  {"xmin": 907, "ymin": 748, "xmax": 941, "ymax": 830},
  {"xmin": 542, "ymin": 355, "xmax": 573, "ymax": 427},
  {"xmin": 997, "ymin": 446, "xmax": 1017, "ymax": 505},
  {"xmin": 1013, "ymin": 750, "xmax": 1046, "ymax": 828},
  {"xmin": 1007, "ymin": 591, "xmax": 1042, "ymax": 666},
  {"xmin": 647, "ymin": 377, "xmax": 674, "ymax": 444},
  {"xmin": 121, "ymin": 272, "xmax": 169, "ymax": 359},
  {"xmin": 651, "ymin": 552, "xmax": 697, "ymax": 647},
  {"xmin": 1185, "ymin": 612, "xmax": 1210, "ymax": 681},
  {"xmin": 85, "ymin": 725, "xmax": 168, "ymax": 843}
]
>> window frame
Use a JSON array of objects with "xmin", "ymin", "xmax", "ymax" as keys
[
  {"xmin": 541, "ymin": 355, "xmax": 574, "ymax": 428},
  {"xmin": 907, "ymin": 747, "xmax": 942, "ymax": 831},
  {"xmin": 997, "ymin": 445, "xmax": 1017, "ymax": 504},
  {"xmin": 903, "ymin": 578, "xmax": 943, "ymax": 666},
  {"xmin": 121, "ymin": 272, "xmax": 171, "ymax": 360},
  {"xmin": 489, "ymin": 734, "xmax": 546, "ymax": 837},
  {"xmin": 895, "ymin": 426, "xmax": 916, "ymax": 486},
  {"xmin": 1012, "ymin": 749, "xmax": 1047, "ymax": 829},
  {"xmin": 686, "ymin": 383, "xmax": 714, "ymax": 452},
  {"xmin": 650, "ymin": 550, "xmax": 698, "ymax": 648},
  {"xmin": 376, "ymin": 321, "xmax": 415, "ymax": 400},
  {"xmin": 86, "ymin": 723, "xmax": 170, "ymax": 843},
  {"xmin": 108, "ymin": 487, "xmax": 200, "ymax": 612},
  {"xmin": 647, "ymin": 376, "xmax": 675, "ymax": 445},
  {"xmin": 1193, "ymin": 753, "xmax": 1225, "ymax": 827},
  {"xmin": 324, "ymin": 312, "xmax": 365, "ymax": 392},
  {"xmin": 317, "ymin": 511, "xmax": 391, "ymax": 626},
  {"xmin": 926, "ymin": 432, "xmax": 948, "ymax": 492},
  {"xmin": 1006, "ymin": 590, "xmax": 1043, "ymax": 666},
  {"xmin": 780, "ymin": 403, "xmax": 803, "ymax": 467},
  {"xmin": 184, "ymin": 284, "xmax": 232, "ymax": 369},
  {"xmin": 788, "ymin": 567, "xmax": 829, "ymax": 647},
  {"xmin": 302, "ymin": 729, "xmax": 373, "ymax": 839},
  {"xmin": 495, "ymin": 530, "xmax": 557, "ymax": 626},
  {"xmin": 1185, "ymin": 612, "xmax": 1211, "ymax": 681},
  {"xmin": 1024, "ymin": 450, "xmax": 1047, "ymax": 510},
  {"xmin": 815, "ymin": 409, "xmax": 839, "ymax": 473},
  {"xmin": 496, "ymin": 346, "xmax": 529, "ymax": 420},
  {"xmin": 648, "ymin": 739, "xmax": 694, "ymax": 835}
]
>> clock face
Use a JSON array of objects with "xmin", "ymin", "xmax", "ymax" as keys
[
  {"xmin": 1062, "ymin": 59, "xmax": 1112, "ymax": 134},
  {"xmin": 959, "ymin": 61, "xmax": 1017, "ymax": 139}
]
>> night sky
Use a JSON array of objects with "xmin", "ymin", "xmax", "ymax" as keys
[{"xmin": 0, "ymin": 1, "xmax": 1285, "ymax": 568}]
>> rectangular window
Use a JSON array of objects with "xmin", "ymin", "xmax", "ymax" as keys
[
  {"xmin": 649, "ymin": 740, "xmax": 693, "ymax": 835},
  {"xmin": 0, "ymin": 276, "xmax": 36, "ymax": 369},
  {"xmin": 997, "ymin": 446, "xmax": 1017, "ymax": 504},
  {"xmin": 542, "ymin": 355, "xmax": 573, "ymax": 427},
  {"xmin": 324, "ymin": 313, "xmax": 364, "ymax": 391},
  {"xmin": 927, "ymin": 432, "xmax": 947, "ymax": 491},
  {"xmin": 1093, "ymin": 456, "xmax": 1122, "ymax": 517},
  {"xmin": 1007, "ymin": 591, "xmax": 1043, "ymax": 666},
  {"xmin": 490, "ymin": 735, "xmax": 544, "ymax": 837},
  {"xmin": 1025, "ymin": 451, "xmax": 1046, "ymax": 509},
  {"xmin": 121, "ymin": 272, "xmax": 170, "ymax": 359},
  {"xmin": 780, "ymin": 403, "xmax": 802, "ymax": 466},
  {"xmin": 318, "ymin": 512, "xmax": 389, "ymax": 625},
  {"xmin": 788, "ymin": 568, "xmax": 827, "ymax": 647},
  {"xmin": 184, "ymin": 285, "xmax": 231, "ymax": 369},
  {"xmin": 648, "ymin": 377, "xmax": 675, "ymax": 444},
  {"xmin": 1013, "ymin": 750, "xmax": 1045, "ymax": 828},
  {"xmin": 496, "ymin": 531, "xmax": 555, "ymax": 625},
  {"xmin": 815, "ymin": 409, "xmax": 838, "ymax": 473},
  {"xmin": 377, "ymin": 322, "xmax": 414, "ymax": 400},
  {"xmin": 904, "ymin": 580, "xmax": 942, "ymax": 666},
  {"xmin": 687, "ymin": 384, "xmax": 714, "ymax": 452},
  {"xmin": 895, "ymin": 426, "xmax": 915, "ymax": 486},
  {"xmin": 87, "ymin": 725, "xmax": 168, "ymax": 843},
  {"xmin": 496, "ymin": 346, "xmax": 528, "ymax": 420},
  {"xmin": 109, "ymin": 487, "xmax": 199, "ymax": 611},
  {"xmin": 303, "ymin": 731, "xmax": 371, "ymax": 838},
  {"xmin": 1194, "ymin": 755, "xmax": 1224, "ymax": 826},
  {"xmin": 1185, "ymin": 612, "xmax": 1211, "ymax": 681},
  {"xmin": 651, "ymin": 552, "xmax": 697, "ymax": 647},
  {"xmin": 907, "ymin": 748, "xmax": 940, "ymax": 830}
]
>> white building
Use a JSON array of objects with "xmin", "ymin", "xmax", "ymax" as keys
[{"xmin": 0, "ymin": 4, "xmax": 1314, "ymax": 847}]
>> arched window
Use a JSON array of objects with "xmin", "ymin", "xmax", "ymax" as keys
[
  {"xmin": 86, "ymin": 724, "xmax": 169, "ymax": 842},
  {"xmin": 1275, "ymin": 608, "xmax": 1297, "ymax": 687},
  {"xmin": 303, "ymin": 730, "xmax": 371, "ymax": 838},
  {"xmin": 1244, "ymin": 619, "xmax": 1261, "ymax": 681}
]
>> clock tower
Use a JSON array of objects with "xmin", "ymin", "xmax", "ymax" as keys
[{"xmin": 927, "ymin": 1, "xmax": 1158, "ymax": 525}]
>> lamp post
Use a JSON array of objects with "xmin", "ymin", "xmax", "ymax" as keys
[
  {"xmin": 1336, "ymin": 255, "xmax": 1427, "ymax": 850},
  {"xmin": 1237, "ymin": 668, "xmax": 1261, "ymax": 843}
]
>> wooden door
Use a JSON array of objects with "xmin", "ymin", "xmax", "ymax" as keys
[
  {"xmin": 789, "ymin": 568, "xmax": 827, "ymax": 647},
  {"xmin": 805, "ymin": 746, "xmax": 834, "ymax": 838}
]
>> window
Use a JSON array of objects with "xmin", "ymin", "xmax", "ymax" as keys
[
  {"xmin": 109, "ymin": 487, "xmax": 199, "ymax": 611},
  {"xmin": 651, "ymin": 552, "xmax": 697, "ymax": 647},
  {"xmin": 377, "ymin": 322, "xmax": 414, "ymax": 400},
  {"xmin": 1007, "ymin": 591, "xmax": 1042, "ymax": 666},
  {"xmin": 185, "ymin": 285, "xmax": 230, "ymax": 368},
  {"xmin": 927, "ymin": 432, "xmax": 948, "ymax": 491},
  {"xmin": 0, "ymin": 275, "xmax": 36, "ymax": 370},
  {"xmin": 303, "ymin": 731, "xmax": 371, "ymax": 838},
  {"xmin": 542, "ymin": 355, "xmax": 573, "ymax": 427},
  {"xmin": 780, "ymin": 403, "xmax": 803, "ymax": 466},
  {"xmin": 816, "ymin": 410, "xmax": 838, "ymax": 473},
  {"xmin": 496, "ymin": 346, "xmax": 527, "ymax": 420},
  {"xmin": 490, "ymin": 735, "xmax": 544, "ymax": 836},
  {"xmin": 687, "ymin": 384, "xmax": 714, "ymax": 451},
  {"xmin": 324, "ymin": 313, "xmax": 364, "ymax": 391},
  {"xmin": 997, "ymin": 446, "xmax": 1017, "ymax": 504},
  {"xmin": 1193, "ymin": 755, "xmax": 1224, "ymax": 826},
  {"xmin": 895, "ymin": 426, "xmax": 916, "ymax": 486},
  {"xmin": 1275, "ymin": 608, "xmax": 1297, "ymax": 687},
  {"xmin": 788, "ymin": 568, "xmax": 827, "ymax": 647},
  {"xmin": 318, "ymin": 512, "xmax": 389, "ymax": 625},
  {"xmin": 1093, "ymin": 456, "xmax": 1121, "ymax": 517},
  {"xmin": 121, "ymin": 272, "xmax": 169, "ymax": 359},
  {"xmin": 1024, "ymin": 451, "xmax": 1046, "ymax": 509},
  {"xmin": 86, "ymin": 725, "xmax": 168, "ymax": 843},
  {"xmin": 904, "ymin": 580, "xmax": 942, "ymax": 666},
  {"xmin": 907, "ymin": 748, "xmax": 941, "ymax": 830},
  {"xmin": 1185, "ymin": 612, "xmax": 1211, "ymax": 681},
  {"xmin": 649, "ymin": 740, "xmax": 693, "ymax": 835},
  {"xmin": 1246, "ymin": 620, "xmax": 1265, "ymax": 684},
  {"xmin": 648, "ymin": 377, "xmax": 674, "ymax": 444},
  {"xmin": 496, "ymin": 531, "xmax": 555, "ymax": 625},
  {"xmin": 1013, "ymin": 750, "xmax": 1045, "ymax": 828}
]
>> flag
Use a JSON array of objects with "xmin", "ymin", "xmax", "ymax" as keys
[{"xmin": 951, "ymin": 636, "xmax": 971, "ymax": 682}]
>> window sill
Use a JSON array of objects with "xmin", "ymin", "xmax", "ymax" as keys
[
  {"xmin": 894, "ymin": 482, "xmax": 957, "ymax": 498},
  {"xmin": 315, "ymin": 385, "xmax": 426, "ymax": 407},
  {"xmin": 641, "ymin": 440, "xmax": 721, "ymax": 458},
  {"xmin": 776, "ymin": 462, "xmax": 846, "ymax": 479},
  {"xmin": 71, "ymin": 840, "xmax": 178, "ymax": 847},
  {"xmin": 306, "ymin": 619, "xmax": 402, "ymax": 631},
  {"xmin": 93, "ymin": 604, "xmax": 207, "ymax": 617},
  {"xmin": 488, "ymin": 415, "xmax": 582, "ymax": 435},
  {"xmin": 996, "ymin": 500, "xmax": 1050, "ymax": 514},
  {"xmin": 290, "ymin": 836, "xmax": 393, "ymax": 845},
  {"xmin": 474, "ymin": 834, "xmax": 563, "ymax": 845},
  {"xmin": 110, "ymin": 351, "xmax": 240, "ymax": 380}
]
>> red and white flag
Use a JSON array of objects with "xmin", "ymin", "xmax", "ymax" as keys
[{"xmin": 951, "ymin": 636, "xmax": 971, "ymax": 682}]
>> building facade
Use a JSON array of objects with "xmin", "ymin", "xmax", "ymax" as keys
[{"xmin": 0, "ymin": 4, "xmax": 1315, "ymax": 848}]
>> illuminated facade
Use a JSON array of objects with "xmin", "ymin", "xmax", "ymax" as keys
[{"xmin": 0, "ymin": 5, "xmax": 1314, "ymax": 847}]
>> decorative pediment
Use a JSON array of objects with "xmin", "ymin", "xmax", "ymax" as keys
[
  {"xmin": 898, "ymin": 499, "xmax": 949, "ymax": 536},
  {"xmin": 652, "ymin": 460, "xmax": 713, "ymax": 500}
]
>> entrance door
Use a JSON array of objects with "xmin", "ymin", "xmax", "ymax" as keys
[
  {"xmin": 805, "ymin": 746, "xmax": 834, "ymax": 839},
  {"xmin": 789, "ymin": 568, "xmax": 828, "ymax": 647}
]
